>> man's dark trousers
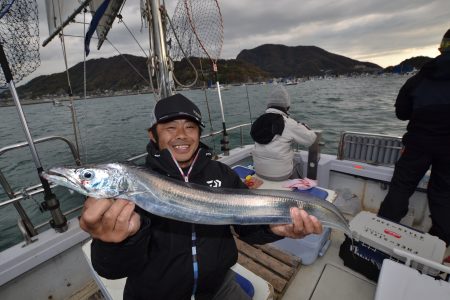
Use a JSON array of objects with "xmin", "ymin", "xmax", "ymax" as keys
[{"xmin": 378, "ymin": 146, "xmax": 450, "ymax": 245}]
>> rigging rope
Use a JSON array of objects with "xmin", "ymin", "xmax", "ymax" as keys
[
  {"xmin": 117, "ymin": 14, "xmax": 148, "ymax": 58},
  {"xmin": 115, "ymin": 9, "xmax": 156, "ymax": 103},
  {"xmin": 82, "ymin": 7, "xmax": 89, "ymax": 162},
  {"xmin": 165, "ymin": 9, "xmax": 198, "ymax": 88},
  {"xmin": 55, "ymin": 0, "xmax": 83, "ymax": 158},
  {"xmin": 106, "ymin": 37, "xmax": 151, "ymax": 85}
]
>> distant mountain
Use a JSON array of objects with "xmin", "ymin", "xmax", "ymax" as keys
[
  {"xmin": 173, "ymin": 57, "xmax": 270, "ymax": 85},
  {"xmin": 236, "ymin": 44, "xmax": 382, "ymax": 77},
  {"xmin": 8, "ymin": 55, "xmax": 151, "ymax": 100},
  {"xmin": 0, "ymin": 54, "xmax": 269, "ymax": 100},
  {"xmin": 2, "ymin": 45, "xmax": 431, "ymax": 101},
  {"xmin": 384, "ymin": 56, "xmax": 433, "ymax": 73}
]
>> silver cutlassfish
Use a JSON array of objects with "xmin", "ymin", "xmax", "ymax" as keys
[{"xmin": 42, "ymin": 163, "xmax": 351, "ymax": 236}]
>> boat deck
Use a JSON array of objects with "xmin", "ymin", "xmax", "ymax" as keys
[
  {"xmin": 68, "ymin": 280, "xmax": 104, "ymax": 300},
  {"xmin": 236, "ymin": 169, "xmax": 450, "ymax": 299},
  {"xmin": 283, "ymin": 230, "xmax": 376, "ymax": 300}
]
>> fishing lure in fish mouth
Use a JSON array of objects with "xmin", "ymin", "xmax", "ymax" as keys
[{"xmin": 42, "ymin": 163, "xmax": 352, "ymax": 237}]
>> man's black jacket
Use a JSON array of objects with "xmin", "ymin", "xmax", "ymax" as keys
[
  {"xmin": 90, "ymin": 142, "xmax": 282, "ymax": 299},
  {"xmin": 395, "ymin": 53, "xmax": 450, "ymax": 153}
]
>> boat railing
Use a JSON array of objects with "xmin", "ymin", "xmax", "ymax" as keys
[
  {"xmin": 337, "ymin": 131, "xmax": 403, "ymax": 166},
  {"xmin": 200, "ymin": 123, "xmax": 252, "ymax": 150},
  {"xmin": 0, "ymin": 135, "xmax": 82, "ymax": 244},
  {"xmin": 306, "ymin": 130, "xmax": 322, "ymax": 179}
]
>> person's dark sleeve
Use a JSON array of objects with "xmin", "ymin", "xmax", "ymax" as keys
[
  {"xmin": 90, "ymin": 213, "xmax": 152, "ymax": 279},
  {"xmin": 223, "ymin": 165, "xmax": 283, "ymax": 245},
  {"xmin": 395, "ymin": 74, "xmax": 421, "ymax": 120},
  {"xmin": 233, "ymin": 224, "xmax": 283, "ymax": 245}
]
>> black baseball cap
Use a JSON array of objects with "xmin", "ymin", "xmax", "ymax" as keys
[{"xmin": 153, "ymin": 94, "xmax": 204, "ymax": 127}]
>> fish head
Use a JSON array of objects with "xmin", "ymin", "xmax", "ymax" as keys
[{"xmin": 42, "ymin": 163, "xmax": 131, "ymax": 198}]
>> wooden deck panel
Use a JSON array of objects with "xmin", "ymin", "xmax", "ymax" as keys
[{"xmin": 235, "ymin": 237, "xmax": 301, "ymax": 299}]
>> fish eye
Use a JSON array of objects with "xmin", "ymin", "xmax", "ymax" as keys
[{"xmin": 80, "ymin": 170, "xmax": 94, "ymax": 180}]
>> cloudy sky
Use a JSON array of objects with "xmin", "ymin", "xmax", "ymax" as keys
[{"xmin": 20, "ymin": 0, "xmax": 450, "ymax": 84}]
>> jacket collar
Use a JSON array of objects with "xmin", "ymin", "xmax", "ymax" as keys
[
  {"xmin": 266, "ymin": 107, "xmax": 289, "ymax": 117},
  {"xmin": 145, "ymin": 141, "xmax": 213, "ymax": 179},
  {"xmin": 420, "ymin": 53, "xmax": 450, "ymax": 80}
]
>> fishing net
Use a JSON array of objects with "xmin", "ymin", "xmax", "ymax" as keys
[
  {"xmin": 0, "ymin": 0, "xmax": 40, "ymax": 87},
  {"xmin": 168, "ymin": 0, "xmax": 223, "ymax": 68}
]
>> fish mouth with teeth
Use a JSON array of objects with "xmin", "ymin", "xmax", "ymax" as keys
[{"xmin": 41, "ymin": 168, "xmax": 88, "ymax": 195}]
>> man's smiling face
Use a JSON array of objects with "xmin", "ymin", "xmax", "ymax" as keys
[{"xmin": 152, "ymin": 118, "xmax": 200, "ymax": 168}]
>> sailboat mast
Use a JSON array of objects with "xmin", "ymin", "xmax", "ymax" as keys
[{"xmin": 148, "ymin": 0, "xmax": 172, "ymax": 99}]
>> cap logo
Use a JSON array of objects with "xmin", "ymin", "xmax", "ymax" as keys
[{"xmin": 193, "ymin": 110, "xmax": 201, "ymax": 119}]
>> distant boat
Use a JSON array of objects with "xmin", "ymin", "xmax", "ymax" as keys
[
  {"xmin": 284, "ymin": 80, "xmax": 297, "ymax": 86},
  {"xmin": 52, "ymin": 100, "xmax": 63, "ymax": 106}
]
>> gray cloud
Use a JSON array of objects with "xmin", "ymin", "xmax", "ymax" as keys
[
  {"xmin": 221, "ymin": 0, "xmax": 449, "ymax": 61},
  {"xmin": 18, "ymin": 0, "xmax": 450, "ymax": 84}
]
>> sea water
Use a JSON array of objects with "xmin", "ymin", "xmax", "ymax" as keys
[{"xmin": 0, "ymin": 75, "xmax": 409, "ymax": 251}]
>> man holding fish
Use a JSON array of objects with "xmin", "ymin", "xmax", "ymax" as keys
[{"xmin": 79, "ymin": 94, "xmax": 323, "ymax": 300}]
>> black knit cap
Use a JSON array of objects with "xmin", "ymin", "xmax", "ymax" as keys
[
  {"xmin": 153, "ymin": 94, "xmax": 204, "ymax": 127},
  {"xmin": 440, "ymin": 29, "xmax": 450, "ymax": 52}
]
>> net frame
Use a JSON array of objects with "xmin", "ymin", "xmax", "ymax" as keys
[
  {"xmin": 0, "ymin": 0, "xmax": 40, "ymax": 87},
  {"xmin": 168, "ymin": 0, "xmax": 223, "ymax": 70}
]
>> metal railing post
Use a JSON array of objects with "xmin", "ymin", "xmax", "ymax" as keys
[
  {"xmin": 0, "ymin": 169, "xmax": 38, "ymax": 237},
  {"xmin": 307, "ymin": 130, "xmax": 322, "ymax": 180}
]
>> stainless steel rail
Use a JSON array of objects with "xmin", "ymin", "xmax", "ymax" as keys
[
  {"xmin": 0, "ymin": 136, "xmax": 82, "ymax": 241},
  {"xmin": 200, "ymin": 123, "xmax": 251, "ymax": 151},
  {"xmin": 307, "ymin": 130, "xmax": 322, "ymax": 179},
  {"xmin": 0, "ymin": 135, "xmax": 81, "ymax": 164},
  {"xmin": 337, "ymin": 131, "xmax": 403, "ymax": 166}
]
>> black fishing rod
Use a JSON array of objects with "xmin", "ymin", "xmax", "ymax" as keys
[
  {"xmin": 0, "ymin": 43, "xmax": 68, "ymax": 232},
  {"xmin": 212, "ymin": 68, "xmax": 229, "ymax": 155}
]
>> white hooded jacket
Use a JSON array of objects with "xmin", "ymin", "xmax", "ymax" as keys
[{"xmin": 252, "ymin": 107, "xmax": 317, "ymax": 180}]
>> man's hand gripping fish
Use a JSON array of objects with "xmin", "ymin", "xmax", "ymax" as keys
[{"xmin": 42, "ymin": 163, "xmax": 352, "ymax": 236}]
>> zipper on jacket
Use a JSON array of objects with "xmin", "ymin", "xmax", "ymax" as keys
[{"xmin": 168, "ymin": 149, "xmax": 201, "ymax": 299}]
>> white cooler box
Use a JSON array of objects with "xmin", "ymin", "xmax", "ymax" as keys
[{"xmin": 375, "ymin": 249, "xmax": 450, "ymax": 300}]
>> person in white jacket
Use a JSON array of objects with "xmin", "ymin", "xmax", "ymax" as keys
[{"xmin": 251, "ymin": 85, "xmax": 317, "ymax": 181}]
